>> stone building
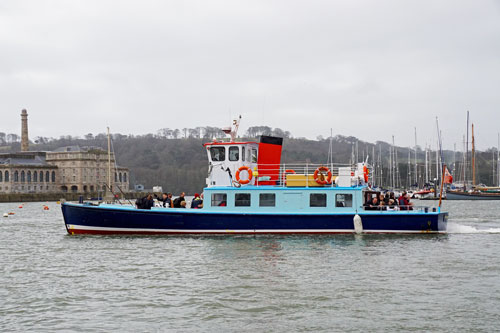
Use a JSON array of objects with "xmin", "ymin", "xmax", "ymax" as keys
[
  {"xmin": 0, "ymin": 152, "xmax": 58, "ymax": 194},
  {"xmin": 0, "ymin": 109, "xmax": 130, "ymax": 195},
  {"xmin": 46, "ymin": 146, "xmax": 129, "ymax": 193}
]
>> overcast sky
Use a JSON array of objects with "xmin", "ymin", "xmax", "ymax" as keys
[{"xmin": 1, "ymin": 0, "xmax": 499, "ymax": 150}]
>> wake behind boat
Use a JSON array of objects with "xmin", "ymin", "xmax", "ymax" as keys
[{"xmin": 61, "ymin": 121, "xmax": 448, "ymax": 235}]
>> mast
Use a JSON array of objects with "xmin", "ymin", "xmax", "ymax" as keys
[
  {"xmin": 425, "ymin": 145, "xmax": 429, "ymax": 184},
  {"xmin": 472, "ymin": 123, "xmax": 475, "ymax": 186},
  {"xmin": 407, "ymin": 147, "xmax": 411, "ymax": 188},
  {"xmin": 107, "ymin": 127, "xmax": 112, "ymax": 200},
  {"xmin": 414, "ymin": 127, "xmax": 418, "ymax": 186},
  {"xmin": 498, "ymin": 133, "xmax": 500, "ymax": 187},
  {"xmin": 464, "ymin": 111, "xmax": 469, "ymax": 191}
]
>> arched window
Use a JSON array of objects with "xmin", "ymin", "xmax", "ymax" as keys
[
  {"xmin": 40, "ymin": 171, "xmax": 44, "ymax": 182},
  {"xmin": 33, "ymin": 171, "xmax": 38, "ymax": 182},
  {"xmin": 115, "ymin": 172, "xmax": 118, "ymax": 182},
  {"xmin": 5, "ymin": 171, "xmax": 9, "ymax": 182},
  {"xmin": 71, "ymin": 185, "xmax": 78, "ymax": 193},
  {"xmin": 46, "ymin": 171, "xmax": 50, "ymax": 183},
  {"xmin": 123, "ymin": 173, "xmax": 127, "ymax": 182},
  {"xmin": 119, "ymin": 173, "xmax": 122, "ymax": 182},
  {"xmin": 14, "ymin": 171, "xmax": 19, "ymax": 182},
  {"xmin": 21, "ymin": 170, "xmax": 25, "ymax": 182},
  {"xmin": 51, "ymin": 171, "xmax": 56, "ymax": 183},
  {"xmin": 0, "ymin": 171, "xmax": 2, "ymax": 182},
  {"xmin": 27, "ymin": 171, "xmax": 31, "ymax": 183}
]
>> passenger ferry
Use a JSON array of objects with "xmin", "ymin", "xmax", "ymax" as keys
[{"xmin": 61, "ymin": 122, "xmax": 448, "ymax": 235}]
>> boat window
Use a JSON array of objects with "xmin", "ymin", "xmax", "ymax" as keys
[
  {"xmin": 336, "ymin": 194, "xmax": 353, "ymax": 207},
  {"xmin": 310, "ymin": 193, "xmax": 327, "ymax": 207},
  {"xmin": 259, "ymin": 193, "xmax": 275, "ymax": 207},
  {"xmin": 211, "ymin": 193, "xmax": 227, "ymax": 207},
  {"xmin": 210, "ymin": 147, "xmax": 225, "ymax": 162},
  {"xmin": 229, "ymin": 146, "xmax": 239, "ymax": 161},
  {"xmin": 251, "ymin": 148, "xmax": 258, "ymax": 163},
  {"xmin": 242, "ymin": 146, "xmax": 245, "ymax": 162},
  {"xmin": 235, "ymin": 193, "xmax": 251, "ymax": 207}
]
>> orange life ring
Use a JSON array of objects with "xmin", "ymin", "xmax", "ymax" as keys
[
  {"xmin": 236, "ymin": 166, "xmax": 253, "ymax": 184},
  {"xmin": 363, "ymin": 165, "xmax": 369, "ymax": 183},
  {"xmin": 314, "ymin": 166, "xmax": 332, "ymax": 185}
]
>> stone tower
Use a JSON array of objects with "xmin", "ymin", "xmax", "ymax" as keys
[{"xmin": 21, "ymin": 109, "xmax": 29, "ymax": 152}]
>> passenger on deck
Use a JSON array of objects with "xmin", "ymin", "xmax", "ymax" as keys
[
  {"xmin": 157, "ymin": 193, "xmax": 171, "ymax": 208},
  {"xmin": 384, "ymin": 193, "xmax": 390, "ymax": 204},
  {"xmin": 390, "ymin": 192, "xmax": 399, "ymax": 207},
  {"xmin": 173, "ymin": 192, "xmax": 186, "ymax": 208},
  {"xmin": 136, "ymin": 194, "xmax": 154, "ymax": 210},
  {"xmin": 398, "ymin": 192, "xmax": 410, "ymax": 210},
  {"xmin": 365, "ymin": 196, "xmax": 381, "ymax": 210},
  {"xmin": 191, "ymin": 193, "xmax": 203, "ymax": 209}
]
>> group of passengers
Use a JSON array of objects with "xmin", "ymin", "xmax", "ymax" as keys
[
  {"xmin": 364, "ymin": 191, "xmax": 413, "ymax": 211},
  {"xmin": 136, "ymin": 192, "xmax": 203, "ymax": 210}
]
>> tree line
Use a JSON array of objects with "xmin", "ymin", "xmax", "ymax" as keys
[{"xmin": 2, "ymin": 127, "xmax": 499, "ymax": 193}]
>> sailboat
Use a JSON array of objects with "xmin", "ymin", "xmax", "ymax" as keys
[{"xmin": 447, "ymin": 115, "xmax": 500, "ymax": 200}]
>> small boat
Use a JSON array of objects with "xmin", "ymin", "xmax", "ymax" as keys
[
  {"xmin": 446, "ymin": 190, "xmax": 500, "ymax": 200},
  {"xmin": 61, "ymin": 121, "xmax": 448, "ymax": 235}
]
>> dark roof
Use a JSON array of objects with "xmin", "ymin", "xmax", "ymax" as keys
[{"xmin": 0, "ymin": 152, "xmax": 50, "ymax": 166}]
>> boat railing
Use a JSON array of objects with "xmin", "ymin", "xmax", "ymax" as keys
[
  {"xmin": 252, "ymin": 163, "xmax": 362, "ymax": 187},
  {"xmin": 362, "ymin": 205, "xmax": 435, "ymax": 213}
]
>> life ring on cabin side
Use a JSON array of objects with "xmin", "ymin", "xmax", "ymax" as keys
[
  {"xmin": 314, "ymin": 166, "xmax": 332, "ymax": 185},
  {"xmin": 363, "ymin": 165, "xmax": 369, "ymax": 183},
  {"xmin": 236, "ymin": 166, "xmax": 253, "ymax": 184}
]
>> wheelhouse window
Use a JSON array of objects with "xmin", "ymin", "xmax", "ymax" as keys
[
  {"xmin": 259, "ymin": 193, "xmax": 276, "ymax": 207},
  {"xmin": 229, "ymin": 146, "xmax": 239, "ymax": 161},
  {"xmin": 310, "ymin": 193, "xmax": 327, "ymax": 207},
  {"xmin": 211, "ymin": 193, "xmax": 227, "ymax": 207},
  {"xmin": 251, "ymin": 148, "xmax": 258, "ymax": 163},
  {"xmin": 242, "ymin": 146, "xmax": 245, "ymax": 162},
  {"xmin": 336, "ymin": 194, "xmax": 353, "ymax": 207},
  {"xmin": 235, "ymin": 193, "xmax": 251, "ymax": 207},
  {"xmin": 210, "ymin": 147, "xmax": 225, "ymax": 162}
]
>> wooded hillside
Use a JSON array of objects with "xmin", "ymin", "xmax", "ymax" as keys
[{"xmin": 2, "ymin": 126, "xmax": 499, "ymax": 194}]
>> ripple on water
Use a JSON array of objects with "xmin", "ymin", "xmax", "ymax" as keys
[{"xmin": 1, "ymin": 201, "xmax": 500, "ymax": 332}]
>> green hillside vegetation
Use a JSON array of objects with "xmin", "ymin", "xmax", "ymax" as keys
[{"xmin": 1, "ymin": 126, "xmax": 499, "ymax": 194}]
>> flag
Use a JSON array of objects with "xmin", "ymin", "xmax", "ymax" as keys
[{"xmin": 444, "ymin": 167, "xmax": 453, "ymax": 184}]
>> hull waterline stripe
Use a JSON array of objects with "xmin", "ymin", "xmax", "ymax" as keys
[{"xmin": 66, "ymin": 224, "xmax": 440, "ymax": 234}]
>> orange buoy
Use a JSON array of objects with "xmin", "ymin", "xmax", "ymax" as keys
[
  {"xmin": 8, "ymin": 212, "xmax": 15, "ymax": 215},
  {"xmin": 18, "ymin": 205, "xmax": 23, "ymax": 209},
  {"xmin": 43, "ymin": 206, "xmax": 49, "ymax": 211}
]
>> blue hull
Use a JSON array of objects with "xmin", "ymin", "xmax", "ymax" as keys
[{"xmin": 62, "ymin": 203, "xmax": 448, "ymax": 235}]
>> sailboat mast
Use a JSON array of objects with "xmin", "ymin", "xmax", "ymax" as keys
[
  {"xmin": 465, "ymin": 111, "xmax": 469, "ymax": 191},
  {"xmin": 425, "ymin": 146, "xmax": 429, "ymax": 184},
  {"xmin": 472, "ymin": 123, "xmax": 475, "ymax": 186},
  {"xmin": 107, "ymin": 127, "xmax": 112, "ymax": 196},
  {"xmin": 498, "ymin": 133, "xmax": 500, "ymax": 187},
  {"xmin": 414, "ymin": 127, "xmax": 418, "ymax": 186}
]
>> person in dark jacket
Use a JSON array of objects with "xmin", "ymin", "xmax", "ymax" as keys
[
  {"xmin": 173, "ymin": 192, "xmax": 186, "ymax": 208},
  {"xmin": 157, "ymin": 193, "xmax": 173, "ymax": 208},
  {"xmin": 136, "ymin": 194, "xmax": 154, "ymax": 210}
]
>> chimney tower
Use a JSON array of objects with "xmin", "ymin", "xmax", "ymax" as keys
[{"xmin": 21, "ymin": 109, "xmax": 29, "ymax": 152}]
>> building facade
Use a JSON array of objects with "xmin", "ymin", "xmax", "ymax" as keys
[
  {"xmin": 0, "ymin": 109, "xmax": 130, "ymax": 195},
  {"xmin": 46, "ymin": 146, "xmax": 129, "ymax": 193},
  {"xmin": 0, "ymin": 152, "xmax": 58, "ymax": 194}
]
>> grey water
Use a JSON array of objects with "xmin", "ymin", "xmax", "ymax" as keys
[{"xmin": 1, "ymin": 201, "xmax": 500, "ymax": 332}]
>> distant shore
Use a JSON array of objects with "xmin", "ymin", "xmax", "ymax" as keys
[{"xmin": 0, "ymin": 192, "xmax": 144, "ymax": 203}]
